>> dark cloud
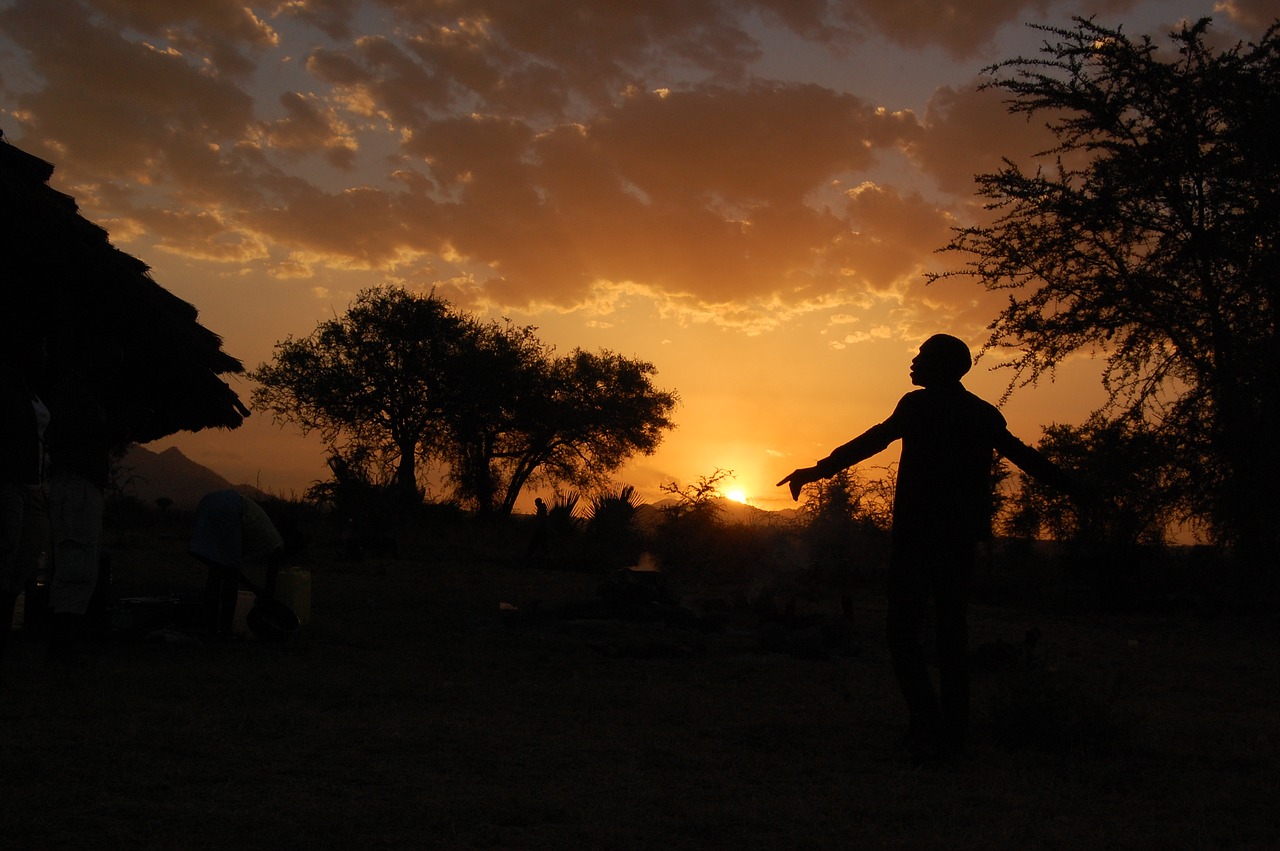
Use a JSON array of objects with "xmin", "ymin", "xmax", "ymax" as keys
[
  {"xmin": 0, "ymin": 0, "xmax": 1172, "ymax": 335},
  {"xmin": 907, "ymin": 80, "xmax": 1056, "ymax": 194},
  {"xmin": 84, "ymin": 0, "xmax": 278, "ymax": 78},
  {"xmin": 0, "ymin": 0, "xmax": 256, "ymax": 176},
  {"xmin": 271, "ymin": 0, "xmax": 360, "ymax": 40},
  {"xmin": 1214, "ymin": 0, "xmax": 1280, "ymax": 30},
  {"xmin": 843, "ymin": 0, "xmax": 1052, "ymax": 56},
  {"xmin": 261, "ymin": 92, "xmax": 358, "ymax": 169},
  {"xmin": 308, "ymin": 34, "xmax": 454, "ymax": 125}
]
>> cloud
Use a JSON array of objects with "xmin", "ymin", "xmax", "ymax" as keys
[
  {"xmin": 394, "ymin": 0, "xmax": 761, "ymax": 97},
  {"xmin": 85, "ymin": 0, "xmax": 278, "ymax": 46},
  {"xmin": 257, "ymin": 91, "xmax": 359, "ymax": 169},
  {"xmin": 452, "ymin": 85, "xmax": 924, "ymax": 308},
  {"xmin": 306, "ymin": 34, "xmax": 454, "ymax": 127},
  {"xmin": 273, "ymin": 0, "xmax": 361, "ymax": 40},
  {"xmin": 831, "ymin": 323, "xmax": 892, "ymax": 349},
  {"xmin": 840, "ymin": 0, "xmax": 1056, "ymax": 58},
  {"xmin": 84, "ymin": 0, "xmax": 279, "ymax": 78},
  {"xmin": 1212, "ymin": 0, "xmax": 1280, "ymax": 30},
  {"xmin": 1, "ymin": 0, "xmax": 1161, "ymax": 346},
  {"xmin": 239, "ymin": 182, "xmax": 448, "ymax": 271},
  {"xmin": 0, "ymin": 0, "xmax": 256, "ymax": 178},
  {"xmin": 590, "ymin": 83, "xmax": 906, "ymax": 203},
  {"xmin": 834, "ymin": 181, "xmax": 956, "ymax": 288},
  {"xmin": 269, "ymin": 256, "xmax": 318, "ymax": 280},
  {"xmin": 907, "ymin": 80, "xmax": 1058, "ymax": 195},
  {"xmin": 151, "ymin": 216, "xmax": 271, "ymax": 263},
  {"xmin": 301, "ymin": 1, "xmax": 761, "ymax": 125},
  {"xmin": 218, "ymin": 82, "xmax": 918, "ymax": 317}
]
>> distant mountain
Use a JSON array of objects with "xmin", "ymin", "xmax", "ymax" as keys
[
  {"xmin": 715, "ymin": 497, "xmax": 799, "ymax": 526},
  {"xmin": 116, "ymin": 444, "xmax": 267, "ymax": 510},
  {"xmin": 633, "ymin": 497, "xmax": 799, "ymax": 531}
]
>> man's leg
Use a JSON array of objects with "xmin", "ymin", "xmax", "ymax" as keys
[
  {"xmin": 933, "ymin": 543, "xmax": 976, "ymax": 755},
  {"xmin": 886, "ymin": 542, "xmax": 941, "ymax": 756},
  {"xmin": 199, "ymin": 561, "xmax": 240, "ymax": 638}
]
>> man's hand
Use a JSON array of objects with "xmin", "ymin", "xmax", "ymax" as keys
[{"xmin": 776, "ymin": 466, "xmax": 818, "ymax": 501}]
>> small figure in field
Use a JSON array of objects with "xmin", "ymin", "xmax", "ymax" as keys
[
  {"xmin": 777, "ymin": 334, "xmax": 1077, "ymax": 761},
  {"xmin": 527, "ymin": 497, "xmax": 549, "ymax": 562}
]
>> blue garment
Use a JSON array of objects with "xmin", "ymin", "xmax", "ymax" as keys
[{"xmin": 189, "ymin": 490, "xmax": 283, "ymax": 570}]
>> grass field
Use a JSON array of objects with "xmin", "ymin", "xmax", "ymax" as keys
[{"xmin": 2, "ymin": 514, "xmax": 1278, "ymax": 850}]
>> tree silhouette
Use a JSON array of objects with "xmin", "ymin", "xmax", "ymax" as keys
[
  {"xmin": 252, "ymin": 286, "xmax": 677, "ymax": 515},
  {"xmin": 659, "ymin": 468, "xmax": 733, "ymax": 523},
  {"xmin": 933, "ymin": 18, "xmax": 1280, "ymax": 567},
  {"xmin": 1000, "ymin": 416, "xmax": 1182, "ymax": 546},
  {"xmin": 252, "ymin": 287, "xmax": 463, "ymax": 504},
  {"xmin": 444, "ymin": 347, "xmax": 679, "ymax": 516}
]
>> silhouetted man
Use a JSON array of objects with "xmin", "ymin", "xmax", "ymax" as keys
[{"xmin": 778, "ymin": 334, "xmax": 1076, "ymax": 761}]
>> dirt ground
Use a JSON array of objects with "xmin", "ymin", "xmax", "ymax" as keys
[{"xmin": 2, "ymin": 527, "xmax": 1278, "ymax": 850}]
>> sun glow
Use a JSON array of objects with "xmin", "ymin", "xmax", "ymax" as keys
[{"xmin": 726, "ymin": 488, "xmax": 748, "ymax": 504}]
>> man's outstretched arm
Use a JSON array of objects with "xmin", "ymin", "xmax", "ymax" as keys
[
  {"xmin": 994, "ymin": 430, "xmax": 1080, "ymax": 497},
  {"xmin": 777, "ymin": 421, "xmax": 898, "ymax": 501}
]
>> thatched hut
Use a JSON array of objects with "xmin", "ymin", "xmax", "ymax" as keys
[{"xmin": 0, "ymin": 130, "xmax": 248, "ymax": 441}]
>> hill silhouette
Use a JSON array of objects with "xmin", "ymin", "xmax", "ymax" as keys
[
  {"xmin": 117, "ymin": 444, "xmax": 268, "ymax": 510},
  {"xmin": 633, "ymin": 497, "xmax": 798, "ymax": 531}
]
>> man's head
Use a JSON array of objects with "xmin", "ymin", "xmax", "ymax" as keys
[{"xmin": 910, "ymin": 334, "xmax": 972, "ymax": 387}]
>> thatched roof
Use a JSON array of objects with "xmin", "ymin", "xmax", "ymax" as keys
[{"xmin": 1, "ymin": 130, "xmax": 248, "ymax": 441}]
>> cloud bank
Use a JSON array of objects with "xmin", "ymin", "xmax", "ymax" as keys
[{"xmin": 0, "ymin": 0, "xmax": 1250, "ymax": 338}]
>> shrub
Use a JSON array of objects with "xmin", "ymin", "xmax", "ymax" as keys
[{"xmin": 584, "ymin": 484, "xmax": 646, "ymax": 569}]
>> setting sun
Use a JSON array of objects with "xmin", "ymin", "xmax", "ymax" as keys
[{"xmin": 726, "ymin": 488, "xmax": 748, "ymax": 504}]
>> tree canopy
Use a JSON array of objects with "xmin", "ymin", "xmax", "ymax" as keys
[
  {"xmin": 449, "ymin": 346, "xmax": 680, "ymax": 515},
  {"xmin": 932, "ymin": 17, "xmax": 1280, "ymax": 561},
  {"xmin": 1000, "ymin": 417, "xmax": 1182, "ymax": 547},
  {"xmin": 250, "ymin": 286, "xmax": 678, "ymax": 514}
]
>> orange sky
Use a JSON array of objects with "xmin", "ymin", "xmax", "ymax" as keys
[{"xmin": 2, "ymin": 0, "xmax": 1274, "ymax": 510}]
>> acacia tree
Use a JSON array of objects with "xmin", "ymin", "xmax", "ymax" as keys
[
  {"xmin": 444, "ymin": 347, "xmax": 679, "ymax": 516},
  {"xmin": 251, "ymin": 287, "xmax": 463, "ymax": 504},
  {"xmin": 933, "ymin": 18, "xmax": 1280, "ymax": 565},
  {"xmin": 436, "ymin": 317, "xmax": 549, "ymax": 514},
  {"xmin": 251, "ymin": 286, "xmax": 678, "ymax": 515}
]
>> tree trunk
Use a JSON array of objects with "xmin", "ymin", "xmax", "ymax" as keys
[
  {"xmin": 1214, "ymin": 384, "xmax": 1280, "ymax": 604},
  {"xmin": 395, "ymin": 439, "xmax": 420, "ymax": 506},
  {"xmin": 498, "ymin": 449, "xmax": 547, "ymax": 517}
]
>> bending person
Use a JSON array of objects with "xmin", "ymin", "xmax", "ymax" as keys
[{"xmin": 189, "ymin": 490, "xmax": 284, "ymax": 638}]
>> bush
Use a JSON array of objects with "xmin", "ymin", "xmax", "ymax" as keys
[{"xmin": 584, "ymin": 485, "xmax": 646, "ymax": 570}]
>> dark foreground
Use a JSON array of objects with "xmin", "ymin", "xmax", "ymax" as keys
[{"xmin": 2, "ymin": 532, "xmax": 1278, "ymax": 850}]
